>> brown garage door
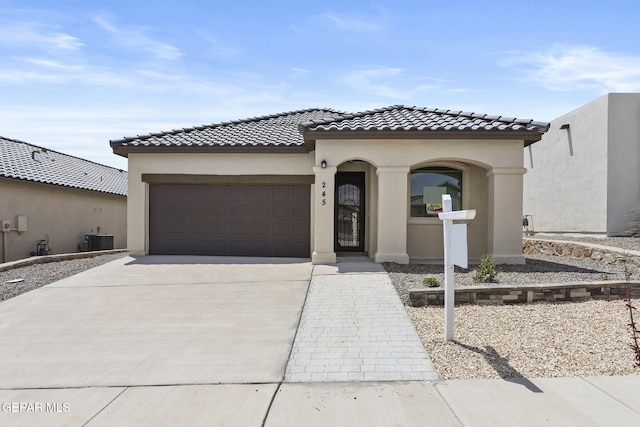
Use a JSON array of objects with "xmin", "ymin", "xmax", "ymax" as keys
[{"xmin": 149, "ymin": 184, "xmax": 310, "ymax": 257}]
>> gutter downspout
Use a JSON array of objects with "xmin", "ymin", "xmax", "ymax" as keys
[{"xmin": 2, "ymin": 230, "xmax": 7, "ymax": 263}]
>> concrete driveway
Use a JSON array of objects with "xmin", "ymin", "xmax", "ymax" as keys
[{"xmin": 0, "ymin": 256, "xmax": 312, "ymax": 389}]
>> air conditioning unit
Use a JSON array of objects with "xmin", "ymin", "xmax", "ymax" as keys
[{"xmin": 85, "ymin": 234, "xmax": 114, "ymax": 251}]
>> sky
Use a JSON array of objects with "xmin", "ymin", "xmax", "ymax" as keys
[{"xmin": 1, "ymin": 0, "xmax": 639, "ymax": 171}]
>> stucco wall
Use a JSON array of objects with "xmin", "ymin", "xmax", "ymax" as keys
[
  {"xmin": 523, "ymin": 93, "xmax": 640, "ymax": 236},
  {"xmin": 523, "ymin": 95, "xmax": 610, "ymax": 233},
  {"xmin": 607, "ymin": 94, "xmax": 640, "ymax": 235},
  {"xmin": 0, "ymin": 178, "xmax": 126, "ymax": 262},
  {"xmin": 315, "ymin": 139, "xmax": 524, "ymax": 170},
  {"xmin": 315, "ymin": 138, "xmax": 525, "ymax": 263}
]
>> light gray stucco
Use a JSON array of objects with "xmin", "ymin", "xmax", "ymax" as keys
[
  {"xmin": 523, "ymin": 93, "xmax": 640, "ymax": 236},
  {"xmin": 607, "ymin": 94, "xmax": 640, "ymax": 234}
]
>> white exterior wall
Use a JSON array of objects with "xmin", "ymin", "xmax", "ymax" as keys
[
  {"xmin": 607, "ymin": 94, "xmax": 640, "ymax": 235},
  {"xmin": 523, "ymin": 93, "xmax": 640, "ymax": 236},
  {"xmin": 524, "ymin": 95, "xmax": 609, "ymax": 233}
]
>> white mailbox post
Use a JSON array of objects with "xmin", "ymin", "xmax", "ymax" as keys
[{"xmin": 438, "ymin": 194, "xmax": 476, "ymax": 341}]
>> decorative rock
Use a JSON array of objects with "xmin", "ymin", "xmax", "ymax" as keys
[
  {"xmin": 523, "ymin": 238, "xmax": 640, "ymax": 266},
  {"xmin": 409, "ymin": 281, "xmax": 640, "ymax": 307}
]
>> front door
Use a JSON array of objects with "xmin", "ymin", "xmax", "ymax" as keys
[{"xmin": 335, "ymin": 172, "xmax": 365, "ymax": 252}]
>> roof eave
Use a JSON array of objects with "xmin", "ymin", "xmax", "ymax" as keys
[
  {"xmin": 111, "ymin": 144, "xmax": 310, "ymax": 157},
  {"xmin": 300, "ymin": 129, "xmax": 546, "ymax": 149},
  {"xmin": 0, "ymin": 175, "xmax": 127, "ymax": 197}
]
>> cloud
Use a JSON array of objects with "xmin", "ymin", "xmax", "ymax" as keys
[
  {"xmin": 505, "ymin": 45, "xmax": 640, "ymax": 92},
  {"xmin": 338, "ymin": 68, "xmax": 462, "ymax": 99},
  {"xmin": 21, "ymin": 57, "xmax": 83, "ymax": 72},
  {"xmin": 0, "ymin": 55, "xmax": 135, "ymax": 86},
  {"xmin": 290, "ymin": 67, "xmax": 310, "ymax": 78},
  {"xmin": 93, "ymin": 15, "xmax": 182, "ymax": 60},
  {"xmin": 198, "ymin": 33, "xmax": 243, "ymax": 58},
  {"xmin": 320, "ymin": 11, "xmax": 385, "ymax": 33},
  {"xmin": 0, "ymin": 22, "xmax": 83, "ymax": 50},
  {"xmin": 339, "ymin": 66, "xmax": 411, "ymax": 99},
  {"xmin": 0, "ymin": 52, "xmax": 273, "ymax": 99}
]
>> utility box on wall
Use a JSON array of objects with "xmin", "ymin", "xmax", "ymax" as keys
[{"xmin": 17, "ymin": 215, "xmax": 27, "ymax": 232}]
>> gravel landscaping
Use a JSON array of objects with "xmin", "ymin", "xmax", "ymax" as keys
[
  {"xmin": 387, "ymin": 236, "xmax": 640, "ymax": 380},
  {"xmin": 0, "ymin": 253, "xmax": 128, "ymax": 301},
  {"xmin": 406, "ymin": 300, "xmax": 637, "ymax": 380},
  {"xmin": 385, "ymin": 254, "xmax": 640, "ymax": 306}
]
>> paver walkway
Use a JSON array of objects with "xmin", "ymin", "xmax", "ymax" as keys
[{"xmin": 285, "ymin": 263, "xmax": 438, "ymax": 382}]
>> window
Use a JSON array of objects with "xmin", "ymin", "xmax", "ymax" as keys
[{"xmin": 410, "ymin": 167, "xmax": 462, "ymax": 217}]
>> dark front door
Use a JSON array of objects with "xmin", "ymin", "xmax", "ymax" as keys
[{"xmin": 335, "ymin": 172, "xmax": 365, "ymax": 252}]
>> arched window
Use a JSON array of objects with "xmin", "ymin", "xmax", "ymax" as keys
[{"xmin": 410, "ymin": 166, "xmax": 462, "ymax": 217}]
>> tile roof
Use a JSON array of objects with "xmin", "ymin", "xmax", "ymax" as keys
[
  {"xmin": 110, "ymin": 105, "xmax": 550, "ymax": 155},
  {"xmin": 110, "ymin": 108, "xmax": 343, "ymax": 154},
  {"xmin": 1, "ymin": 136, "xmax": 128, "ymax": 196},
  {"xmin": 299, "ymin": 105, "xmax": 550, "ymax": 134}
]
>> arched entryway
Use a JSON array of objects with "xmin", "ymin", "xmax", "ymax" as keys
[{"xmin": 335, "ymin": 171, "xmax": 366, "ymax": 252}]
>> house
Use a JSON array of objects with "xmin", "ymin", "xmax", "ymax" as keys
[
  {"xmin": 0, "ymin": 137, "xmax": 128, "ymax": 263},
  {"xmin": 523, "ymin": 93, "xmax": 640, "ymax": 236},
  {"xmin": 110, "ymin": 105, "xmax": 548, "ymax": 264}
]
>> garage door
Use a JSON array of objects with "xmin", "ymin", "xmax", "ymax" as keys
[{"xmin": 149, "ymin": 184, "xmax": 310, "ymax": 257}]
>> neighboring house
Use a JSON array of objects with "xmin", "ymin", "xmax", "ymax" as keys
[
  {"xmin": 523, "ymin": 93, "xmax": 640, "ymax": 236},
  {"xmin": 110, "ymin": 106, "xmax": 548, "ymax": 264},
  {"xmin": 0, "ymin": 137, "xmax": 128, "ymax": 263}
]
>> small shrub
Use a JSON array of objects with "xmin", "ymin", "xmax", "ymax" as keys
[
  {"xmin": 423, "ymin": 277, "xmax": 440, "ymax": 287},
  {"xmin": 473, "ymin": 255, "xmax": 500, "ymax": 283}
]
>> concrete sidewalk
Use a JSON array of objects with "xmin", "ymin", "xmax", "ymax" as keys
[
  {"xmin": 1, "ymin": 376, "xmax": 638, "ymax": 426},
  {"xmin": 0, "ymin": 256, "xmax": 639, "ymax": 426},
  {"xmin": 266, "ymin": 376, "xmax": 640, "ymax": 426}
]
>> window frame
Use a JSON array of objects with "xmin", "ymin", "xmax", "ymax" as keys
[{"xmin": 407, "ymin": 162, "xmax": 470, "ymax": 224}]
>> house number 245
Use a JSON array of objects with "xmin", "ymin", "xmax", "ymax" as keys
[{"xmin": 321, "ymin": 182, "xmax": 327, "ymax": 205}]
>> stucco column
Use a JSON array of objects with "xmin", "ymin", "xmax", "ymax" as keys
[
  {"xmin": 487, "ymin": 167, "xmax": 527, "ymax": 264},
  {"xmin": 312, "ymin": 166, "xmax": 337, "ymax": 264},
  {"xmin": 374, "ymin": 167, "xmax": 410, "ymax": 264},
  {"xmin": 127, "ymin": 163, "xmax": 148, "ymax": 256}
]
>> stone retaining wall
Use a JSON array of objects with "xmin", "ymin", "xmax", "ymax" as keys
[
  {"xmin": 523, "ymin": 238, "xmax": 640, "ymax": 267},
  {"xmin": 408, "ymin": 238, "xmax": 640, "ymax": 306},
  {"xmin": 409, "ymin": 281, "xmax": 640, "ymax": 307}
]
